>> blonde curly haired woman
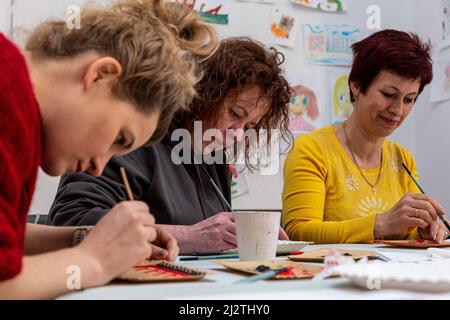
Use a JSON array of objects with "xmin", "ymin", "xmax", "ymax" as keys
[{"xmin": 0, "ymin": 0, "xmax": 216, "ymax": 299}]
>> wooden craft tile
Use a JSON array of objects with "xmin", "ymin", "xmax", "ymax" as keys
[
  {"xmin": 117, "ymin": 260, "xmax": 206, "ymax": 282},
  {"xmin": 376, "ymin": 239, "xmax": 450, "ymax": 249},
  {"xmin": 288, "ymin": 248, "xmax": 377, "ymax": 263}
]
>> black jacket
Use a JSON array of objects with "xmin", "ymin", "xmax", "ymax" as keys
[{"xmin": 47, "ymin": 134, "xmax": 231, "ymax": 226}]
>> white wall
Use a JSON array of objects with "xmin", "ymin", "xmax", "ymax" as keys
[
  {"xmin": 0, "ymin": 0, "xmax": 12, "ymax": 34},
  {"xmin": 411, "ymin": 0, "xmax": 450, "ymax": 211}
]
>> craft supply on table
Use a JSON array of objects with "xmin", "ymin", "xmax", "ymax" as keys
[
  {"xmin": 219, "ymin": 261, "xmax": 323, "ymax": 280},
  {"xmin": 233, "ymin": 266, "xmax": 290, "ymax": 284},
  {"xmin": 180, "ymin": 254, "xmax": 239, "ymax": 261},
  {"xmin": 288, "ymin": 248, "xmax": 380, "ymax": 263},
  {"xmin": 328, "ymin": 259, "xmax": 450, "ymax": 292},
  {"xmin": 117, "ymin": 260, "xmax": 206, "ymax": 282},
  {"xmin": 376, "ymin": 239, "xmax": 450, "ymax": 249}
]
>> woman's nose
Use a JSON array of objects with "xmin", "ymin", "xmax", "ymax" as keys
[
  {"xmin": 232, "ymin": 119, "xmax": 247, "ymax": 131},
  {"xmin": 388, "ymin": 99, "xmax": 404, "ymax": 116},
  {"xmin": 86, "ymin": 156, "xmax": 110, "ymax": 177}
]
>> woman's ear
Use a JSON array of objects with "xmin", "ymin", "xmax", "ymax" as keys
[
  {"xmin": 349, "ymin": 81, "xmax": 360, "ymax": 102},
  {"xmin": 83, "ymin": 57, "xmax": 122, "ymax": 90}
]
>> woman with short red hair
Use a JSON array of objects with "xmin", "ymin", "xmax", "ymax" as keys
[{"xmin": 283, "ymin": 29, "xmax": 449, "ymax": 244}]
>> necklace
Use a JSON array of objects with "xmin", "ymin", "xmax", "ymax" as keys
[{"xmin": 342, "ymin": 122, "xmax": 383, "ymax": 194}]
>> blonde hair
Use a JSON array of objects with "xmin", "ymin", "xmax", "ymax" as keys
[{"xmin": 26, "ymin": 0, "xmax": 218, "ymax": 143}]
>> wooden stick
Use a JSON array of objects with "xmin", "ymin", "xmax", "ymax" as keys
[{"xmin": 120, "ymin": 167, "xmax": 134, "ymax": 201}]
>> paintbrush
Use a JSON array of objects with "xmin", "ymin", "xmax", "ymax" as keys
[
  {"xmin": 120, "ymin": 166, "xmax": 134, "ymax": 201},
  {"xmin": 199, "ymin": 165, "xmax": 233, "ymax": 211},
  {"xmin": 233, "ymin": 267, "xmax": 289, "ymax": 284},
  {"xmin": 401, "ymin": 163, "xmax": 450, "ymax": 233}
]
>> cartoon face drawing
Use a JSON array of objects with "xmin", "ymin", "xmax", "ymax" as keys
[
  {"xmin": 333, "ymin": 75, "xmax": 353, "ymax": 123},
  {"xmin": 289, "ymin": 94, "xmax": 308, "ymax": 116},
  {"xmin": 288, "ymin": 85, "xmax": 319, "ymax": 132}
]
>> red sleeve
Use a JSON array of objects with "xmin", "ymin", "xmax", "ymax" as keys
[{"xmin": 0, "ymin": 34, "xmax": 41, "ymax": 281}]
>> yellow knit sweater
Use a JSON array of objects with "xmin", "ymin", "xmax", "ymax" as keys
[{"xmin": 282, "ymin": 126, "xmax": 420, "ymax": 244}]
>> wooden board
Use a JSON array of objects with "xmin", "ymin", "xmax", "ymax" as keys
[
  {"xmin": 117, "ymin": 260, "xmax": 206, "ymax": 282},
  {"xmin": 219, "ymin": 261, "xmax": 323, "ymax": 280},
  {"xmin": 376, "ymin": 240, "xmax": 450, "ymax": 249},
  {"xmin": 288, "ymin": 248, "xmax": 377, "ymax": 263}
]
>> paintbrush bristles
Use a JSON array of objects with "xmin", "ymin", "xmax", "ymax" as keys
[{"xmin": 120, "ymin": 166, "xmax": 134, "ymax": 201}]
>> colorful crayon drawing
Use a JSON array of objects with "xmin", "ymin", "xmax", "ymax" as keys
[
  {"xmin": 239, "ymin": 0, "xmax": 276, "ymax": 3},
  {"xmin": 286, "ymin": 69, "xmax": 325, "ymax": 133},
  {"xmin": 270, "ymin": 7, "xmax": 298, "ymax": 48},
  {"xmin": 288, "ymin": 85, "xmax": 319, "ymax": 132},
  {"xmin": 291, "ymin": 0, "xmax": 346, "ymax": 13},
  {"xmin": 174, "ymin": 0, "xmax": 229, "ymax": 25},
  {"xmin": 304, "ymin": 24, "xmax": 360, "ymax": 66},
  {"xmin": 330, "ymin": 69, "xmax": 353, "ymax": 125},
  {"xmin": 271, "ymin": 16, "xmax": 294, "ymax": 39}
]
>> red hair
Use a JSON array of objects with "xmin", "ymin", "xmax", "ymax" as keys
[{"xmin": 349, "ymin": 29, "xmax": 433, "ymax": 102}]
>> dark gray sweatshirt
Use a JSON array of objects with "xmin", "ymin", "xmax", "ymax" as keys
[{"xmin": 47, "ymin": 134, "xmax": 231, "ymax": 226}]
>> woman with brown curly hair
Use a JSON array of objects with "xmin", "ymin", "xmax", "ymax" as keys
[
  {"xmin": 0, "ymin": 0, "xmax": 216, "ymax": 298},
  {"xmin": 48, "ymin": 37, "xmax": 292, "ymax": 254}
]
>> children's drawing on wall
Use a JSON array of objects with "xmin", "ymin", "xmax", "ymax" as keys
[
  {"xmin": 441, "ymin": 0, "xmax": 450, "ymax": 48},
  {"xmin": 289, "ymin": 86, "xmax": 319, "ymax": 132},
  {"xmin": 329, "ymin": 68, "xmax": 353, "ymax": 125},
  {"xmin": 286, "ymin": 69, "xmax": 325, "ymax": 133},
  {"xmin": 430, "ymin": 59, "xmax": 450, "ymax": 102},
  {"xmin": 291, "ymin": 0, "xmax": 346, "ymax": 13},
  {"xmin": 174, "ymin": 0, "xmax": 229, "ymax": 25},
  {"xmin": 304, "ymin": 24, "xmax": 360, "ymax": 66},
  {"xmin": 239, "ymin": 0, "xmax": 276, "ymax": 3},
  {"xmin": 270, "ymin": 7, "xmax": 299, "ymax": 48},
  {"xmin": 230, "ymin": 165, "xmax": 250, "ymax": 198}
]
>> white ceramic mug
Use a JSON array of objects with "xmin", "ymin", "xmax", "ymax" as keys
[{"xmin": 234, "ymin": 211, "xmax": 280, "ymax": 261}]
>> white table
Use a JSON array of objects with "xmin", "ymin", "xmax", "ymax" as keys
[{"xmin": 59, "ymin": 243, "xmax": 450, "ymax": 300}]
